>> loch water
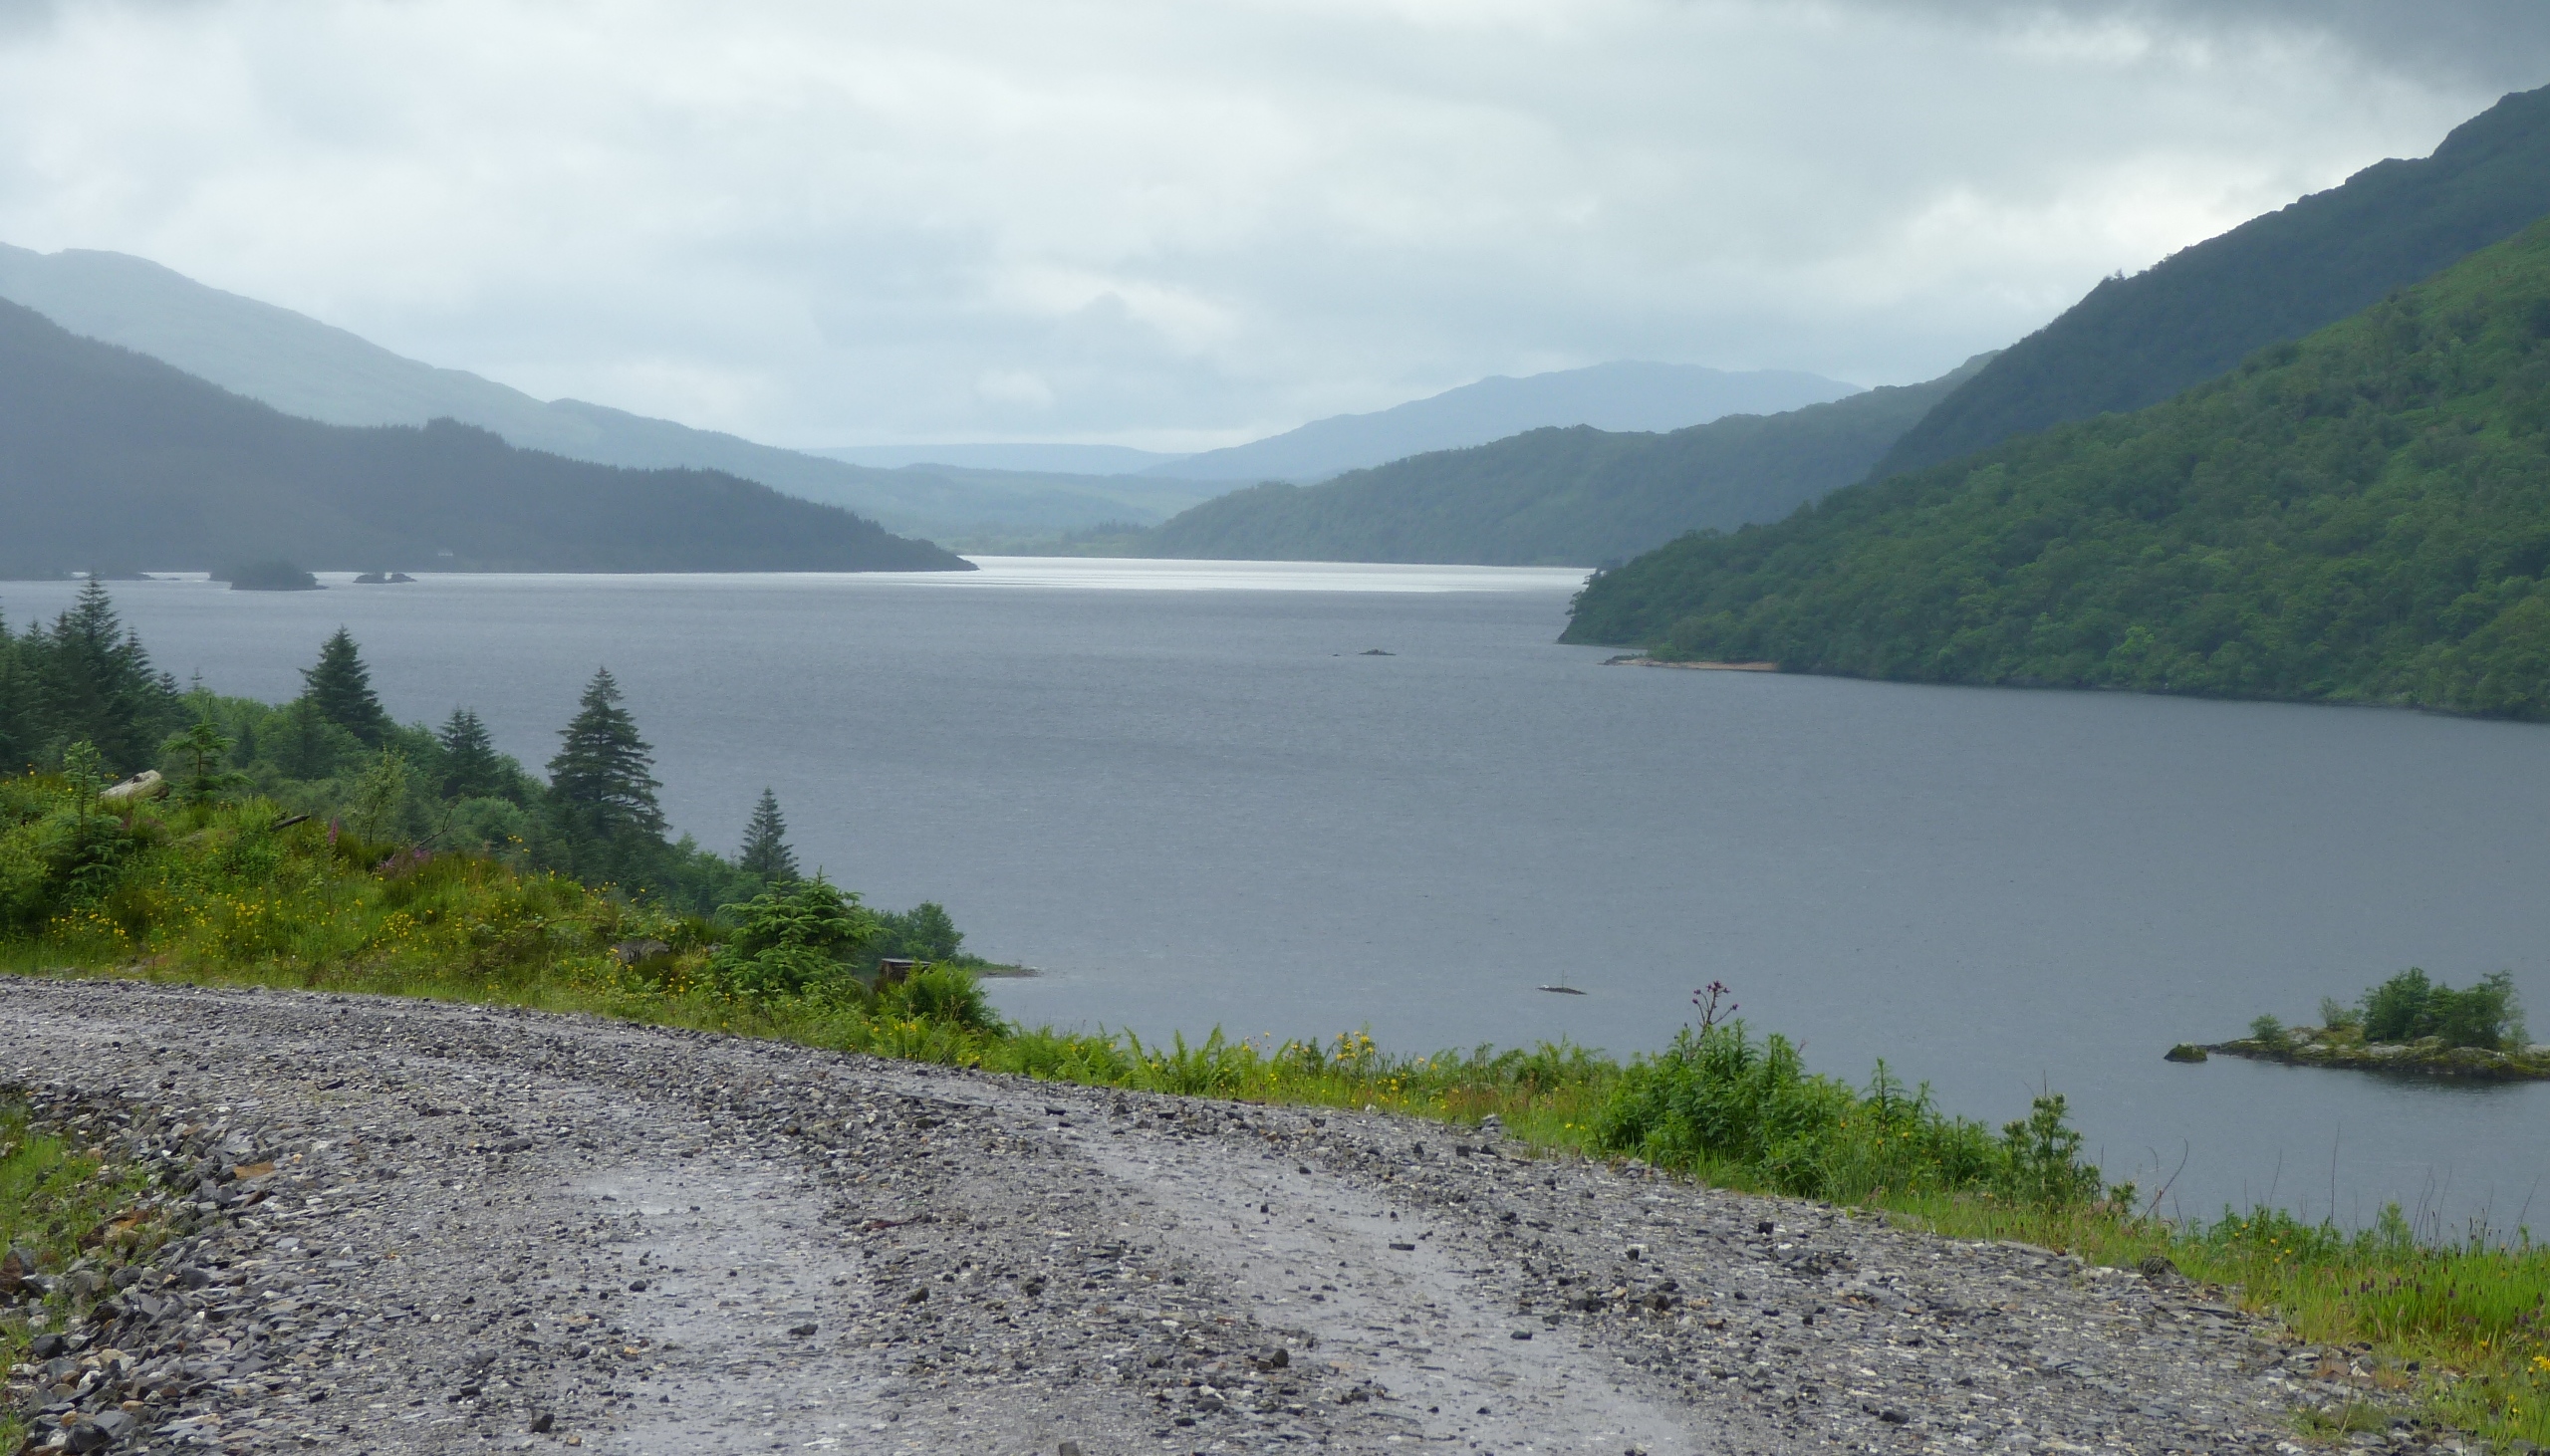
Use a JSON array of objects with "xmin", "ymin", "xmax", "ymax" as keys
[{"xmin": 11, "ymin": 560, "xmax": 2548, "ymax": 1231}]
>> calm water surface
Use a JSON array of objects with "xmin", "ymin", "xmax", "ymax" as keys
[{"xmin": 10, "ymin": 560, "xmax": 2548, "ymax": 1230}]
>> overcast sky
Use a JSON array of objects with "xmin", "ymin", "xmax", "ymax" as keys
[{"xmin": 0, "ymin": 1, "xmax": 2541, "ymax": 450}]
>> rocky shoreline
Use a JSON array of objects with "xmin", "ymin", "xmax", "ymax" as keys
[
  {"xmin": 1601, "ymin": 656, "xmax": 1780, "ymax": 672},
  {"xmin": 0, "ymin": 976, "xmax": 2458, "ymax": 1454},
  {"xmin": 2176, "ymin": 1030, "xmax": 2550, "ymax": 1082}
]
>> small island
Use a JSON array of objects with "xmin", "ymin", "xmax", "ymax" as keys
[
  {"xmin": 2176, "ymin": 969, "xmax": 2547, "ymax": 1081},
  {"xmin": 221, "ymin": 559, "xmax": 322, "ymax": 592},
  {"xmin": 353, "ymin": 570, "xmax": 416, "ymax": 584}
]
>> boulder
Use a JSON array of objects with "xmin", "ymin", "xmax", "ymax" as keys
[{"xmin": 101, "ymin": 770, "xmax": 166, "ymax": 803}]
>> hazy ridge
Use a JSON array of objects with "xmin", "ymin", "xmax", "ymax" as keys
[
  {"xmin": 0, "ymin": 245, "xmax": 1220, "ymax": 545},
  {"xmin": 1152, "ymin": 362, "xmax": 1862, "ymax": 484},
  {"xmin": 0, "ymin": 299, "xmax": 968, "ymax": 578}
]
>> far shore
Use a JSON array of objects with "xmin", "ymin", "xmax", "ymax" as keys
[{"xmin": 1602, "ymin": 654, "xmax": 1779, "ymax": 672}]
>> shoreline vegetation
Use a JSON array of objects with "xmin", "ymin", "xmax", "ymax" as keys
[{"xmin": 5, "ymin": 588, "xmax": 2549, "ymax": 1445}]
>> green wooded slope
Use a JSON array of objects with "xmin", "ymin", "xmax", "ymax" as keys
[
  {"xmin": 1137, "ymin": 358, "xmax": 1987, "ymax": 567},
  {"xmin": 1563, "ymin": 219, "xmax": 2550, "ymax": 719},
  {"xmin": 1875, "ymin": 84, "xmax": 2550, "ymax": 480}
]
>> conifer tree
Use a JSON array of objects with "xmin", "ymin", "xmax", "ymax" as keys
[
  {"xmin": 300, "ymin": 628, "xmax": 393, "ymax": 746},
  {"xmin": 0, "ymin": 609, "xmax": 27, "ymax": 775},
  {"xmin": 161, "ymin": 717, "xmax": 249, "ymax": 807},
  {"xmin": 435, "ymin": 708, "xmax": 507, "ymax": 800},
  {"xmin": 271, "ymin": 699, "xmax": 359, "ymax": 781},
  {"xmin": 27, "ymin": 579, "xmax": 178, "ymax": 773},
  {"xmin": 736, "ymin": 787, "xmax": 799, "ymax": 881},
  {"xmin": 546, "ymin": 668, "xmax": 664, "ymax": 839}
]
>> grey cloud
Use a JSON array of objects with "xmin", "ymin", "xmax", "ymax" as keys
[
  {"xmin": 1847, "ymin": 1, "xmax": 2550, "ymax": 91},
  {"xmin": 0, "ymin": 1, "xmax": 2517, "ymax": 446},
  {"xmin": 0, "ymin": 0, "xmax": 211, "ymax": 38}
]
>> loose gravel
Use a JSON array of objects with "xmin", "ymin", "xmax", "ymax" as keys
[{"xmin": 0, "ymin": 976, "xmax": 2441, "ymax": 1454}]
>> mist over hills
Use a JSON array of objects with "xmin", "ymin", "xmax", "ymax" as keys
[
  {"xmin": 1146, "ymin": 362, "xmax": 1863, "ymax": 483},
  {"xmin": 1566, "ymin": 218, "xmax": 2550, "ymax": 719},
  {"xmin": 0, "ymin": 244, "xmax": 1209, "ymax": 544},
  {"xmin": 1130, "ymin": 357, "xmax": 1989, "ymax": 567},
  {"xmin": 0, "ymin": 245, "xmax": 1852, "ymax": 547},
  {"xmin": 813, "ymin": 443, "xmax": 1192, "ymax": 475},
  {"xmin": 1876, "ymin": 83, "xmax": 2550, "ymax": 481},
  {"xmin": 0, "ymin": 299, "xmax": 966, "ymax": 578}
]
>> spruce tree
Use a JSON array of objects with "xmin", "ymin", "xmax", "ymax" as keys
[
  {"xmin": 0, "ymin": 609, "xmax": 27, "ymax": 775},
  {"xmin": 28, "ymin": 579, "xmax": 178, "ymax": 773},
  {"xmin": 546, "ymin": 668, "xmax": 665, "ymax": 839},
  {"xmin": 736, "ymin": 787, "xmax": 799, "ymax": 881},
  {"xmin": 300, "ymin": 628, "xmax": 393, "ymax": 746},
  {"xmin": 435, "ymin": 708, "xmax": 506, "ymax": 800},
  {"xmin": 271, "ymin": 699, "xmax": 359, "ymax": 781},
  {"xmin": 160, "ymin": 717, "xmax": 248, "ymax": 807}
]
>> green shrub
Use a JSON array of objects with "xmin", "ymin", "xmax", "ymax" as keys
[
  {"xmin": 2356, "ymin": 968, "xmax": 2526, "ymax": 1049},
  {"xmin": 447, "ymin": 795, "xmax": 534, "ymax": 857},
  {"xmin": 1590, "ymin": 1022, "xmax": 2105, "ymax": 1206},
  {"xmin": 2360, "ymin": 970, "xmax": 2434, "ymax": 1042},
  {"xmin": 2432, "ymin": 972, "xmax": 2525, "ymax": 1051},
  {"xmin": 707, "ymin": 874, "xmax": 877, "ymax": 1001},
  {"xmin": 2249, "ymin": 1014, "xmax": 2290, "ymax": 1049},
  {"xmin": 870, "ymin": 901, "xmax": 964, "ymax": 965},
  {"xmin": 879, "ymin": 963, "xmax": 1004, "ymax": 1035}
]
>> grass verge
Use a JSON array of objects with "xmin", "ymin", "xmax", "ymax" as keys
[{"xmin": 0, "ymin": 1099, "xmax": 174, "ymax": 1450}]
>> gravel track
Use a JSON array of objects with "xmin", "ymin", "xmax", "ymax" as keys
[{"xmin": 2, "ymin": 977, "xmax": 2393, "ymax": 1455}]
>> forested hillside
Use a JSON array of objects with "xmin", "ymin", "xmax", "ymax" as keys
[
  {"xmin": 1134, "ymin": 358, "xmax": 1987, "ymax": 566},
  {"xmin": 1564, "ymin": 219, "xmax": 2550, "ymax": 719},
  {"xmin": 0, "ymin": 300, "xmax": 967, "ymax": 577},
  {"xmin": 1875, "ymin": 84, "xmax": 2550, "ymax": 479}
]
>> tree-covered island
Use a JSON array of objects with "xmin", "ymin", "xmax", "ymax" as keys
[{"xmin": 2174, "ymin": 968, "xmax": 2544, "ymax": 1080}]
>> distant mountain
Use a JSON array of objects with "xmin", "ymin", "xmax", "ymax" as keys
[
  {"xmin": 0, "ymin": 245, "xmax": 1180, "ymax": 543},
  {"xmin": 0, "ymin": 299, "xmax": 967, "ymax": 578},
  {"xmin": 1874, "ymin": 83, "xmax": 2550, "ymax": 480},
  {"xmin": 1564, "ymin": 218, "xmax": 2550, "ymax": 718},
  {"xmin": 1125, "ymin": 357, "xmax": 1985, "ymax": 567},
  {"xmin": 812, "ymin": 442, "xmax": 1192, "ymax": 475},
  {"xmin": 1147, "ymin": 362, "xmax": 1863, "ymax": 483}
]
